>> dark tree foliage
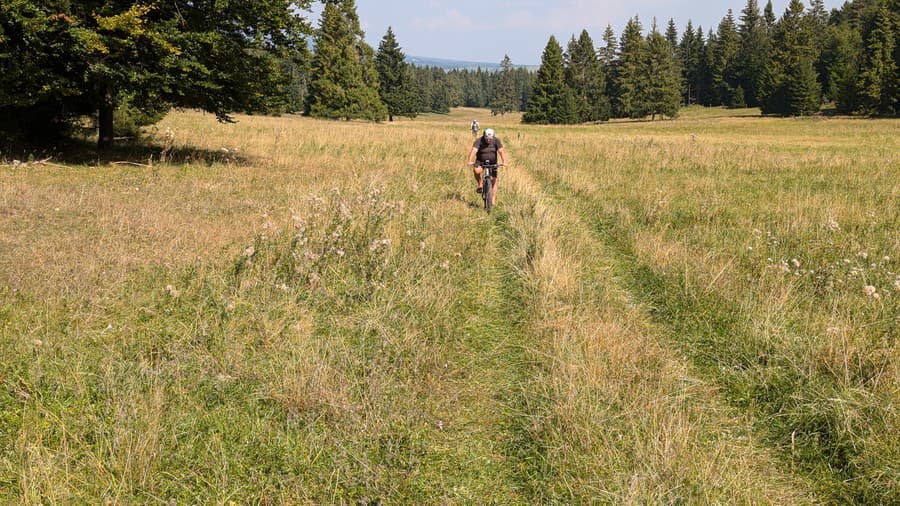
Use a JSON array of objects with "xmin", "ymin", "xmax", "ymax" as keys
[
  {"xmin": 375, "ymin": 27, "xmax": 417, "ymax": 121},
  {"xmin": 855, "ymin": 2, "xmax": 897, "ymax": 115},
  {"xmin": 565, "ymin": 30, "xmax": 610, "ymax": 122},
  {"xmin": 644, "ymin": 28, "xmax": 682, "ymax": 118},
  {"xmin": 737, "ymin": 0, "xmax": 772, "ymax": 107},
  {"xmin": 0, "ymin": 0, "xmax": 311, "ymax": 148},
  {"xmin": 306, "ymin": 0, "xmax": 386, "ymax": 121},
  {"xmin": 490, "ymin": 55, "xmax": 519, "ymax": 115},
  {"xmin": 680, "ymin": 21, "xmax": 702, "ymax": 104},
  {"xmin": 615, "ymin": 16, "xmax": 648, "ymax": 118},
  {"xmin": 524, "ymin": 36, "xmax": 577, "ymax": 124},
  {"xmin": 759, "ymin": 0, "xmax": 822, "ymax": 115},
  {"xmin": 711, "ymin": 10, "xmax": 742, "ymax": 106}
]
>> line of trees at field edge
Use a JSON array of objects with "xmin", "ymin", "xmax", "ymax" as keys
[{"xmin": 1, "ymin": 0, "xmax": 896, "ymax": 149}]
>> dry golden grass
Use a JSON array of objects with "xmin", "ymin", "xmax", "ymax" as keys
[{"xmin": 1, "ymin": 107, "xmax": 896, "ymax": 503}]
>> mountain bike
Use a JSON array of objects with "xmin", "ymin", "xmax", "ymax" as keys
[{"xmin": 475, "ymin": 162, "xmax": 505, "ymax": 213}]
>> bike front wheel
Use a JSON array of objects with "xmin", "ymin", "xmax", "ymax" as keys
[{"xmin": 483, "ymin": 175, "xmax": 492, "ymax": 212}]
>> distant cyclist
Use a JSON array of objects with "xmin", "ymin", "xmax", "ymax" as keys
[
  {"xmin": 466, "ymin": 128, "xmax": 508, "ymax": 205},
  {"xmin": 471, "ymin": 119, "xmax": 479, "ymax": 137}
]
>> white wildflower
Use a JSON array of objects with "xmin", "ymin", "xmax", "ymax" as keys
[
  {"xmin": 894, "ymin": 277, "xmax": 900, "ymax": 291},
  {"xmin": 863, "ymin": 285, "xmax": 877, "ymax": 297},
  {"xmin": 32, "ymin": 338, "xmax": 43, "ymax": 346},
  {"xmin": 441, "ymin": 260, "xmax": 450, "ymax": 270},
  {"xmin": 791, "ymin": 258, "xmax": 801, "ymax": 268},
  {"xmin": 825, "ymin": 218, "xmax": 840, "ymax": 232},
  {"xmin": 858, "ymin": 252, "xmax": 868, "ymax": 260},
  {"xmin": 165, "ymin": 284, "xmax": 180, "ymax": 298},
  {"xmin": 243, "ymin": 245, "xmax": 255, "ymax": 258},
  {"xmin": 336, "ymin": 248, "xmax": 345, "ymax": 257}
]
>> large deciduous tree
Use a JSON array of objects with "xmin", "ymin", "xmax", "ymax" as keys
[{"xmin": 0, "ymin": 0, "xmax": 311, "ymax": 148}]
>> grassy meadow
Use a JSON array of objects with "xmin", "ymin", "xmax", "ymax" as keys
[{"xmin": 1, "ymin": 107, "xmax": 897, "ymax": 504}]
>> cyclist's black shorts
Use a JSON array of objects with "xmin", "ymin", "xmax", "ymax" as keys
[{"xmin": 475, "ymin": 162, "xmax": 500, "ymax": 177}]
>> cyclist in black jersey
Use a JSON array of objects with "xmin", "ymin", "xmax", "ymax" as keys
[{"xmin": 466, "ymin": 128, "xmax": 509, "ymax": 206}]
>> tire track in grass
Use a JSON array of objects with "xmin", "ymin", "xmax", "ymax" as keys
[
  {"xmin": 498, "ymin": 163, "xmax": 817, "ymax": 503},
  {"xmin": 529, "ymin": 166, "xmax": 887, "ymax": 503}
]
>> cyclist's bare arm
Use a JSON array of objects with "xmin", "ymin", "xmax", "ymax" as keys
[{"xmin": 467, "ymin": 146, "xmax": 478, "ymax": 165}]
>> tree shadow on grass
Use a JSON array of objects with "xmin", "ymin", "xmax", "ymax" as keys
[{"xmin": 1, "ymin": 137, "xmax": 252, "ymax": 167}]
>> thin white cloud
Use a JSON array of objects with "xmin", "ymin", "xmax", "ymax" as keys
[{"xmin": 412, "ymin": 8, "xmax": 474, "ymax": 31}]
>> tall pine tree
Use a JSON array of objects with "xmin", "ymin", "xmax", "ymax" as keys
[
  {"xmin": 759, "ymin": 0, "xmax": 821, "ymax": 115},
  {"xmin": 566, "ymin": 30, "xmax": 610, "ymax": 122},
  {"xmin": 645, "ymin": 27, "xmax": 682, "ymax": 119},
  {"xmin": 375, "ymin": 27, "xmax": 417, "ymax": 121},
  {"xmin": 306, "ymin": 0, "xmax": 386, "ymax": 121},
  {"xmin": 712, "ymin": 10, "xmax": 742, "ymax": 106},
  {"xmin": 490, "ymin": 55, "xmax": 519, "ymax": 115},
  {"xmin": 523, "ymin": 36, "xmax": 577, "ymax": 124},
  {"xmin": 856, "ymin": 2, "xmax": 897, "ymax": 115},
  {"xmin": 737, "ymin": 0, "xmax": 771, "ymax": 107},
  {"xmin": 616, "ymin": 16, "xmax": 648, "ymax": 118}
]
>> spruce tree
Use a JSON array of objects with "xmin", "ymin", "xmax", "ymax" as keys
[
  {"xmin": 490, "ymin": 55, "xmax": 519, "ymax": 115},
  {"xmin": 712, "ymin": 10, "xmax": 741, "ymax": 106},
  {"xmin": 759, "ymin": 0, "xmax": 821, "ymax": 115},
  {"xmin": 566, "ymin": 30, "xmax": 610, "ymax": 122},
  {"xmin": 701, "ymin": 28, "xmax": 717, "ymax": 105},
  {"xmin": 616, "ymin": 16, "xmax": 648, "ymax": 118},
  {"xmin": 306, "ymin": 0, "xmax": 386, "ymax": 121},
  {"xmin": 764, "ymin": 0, "xmax": 777, "ymax": 31},
  {"xmin": 645, "ymin": 28, "xmax": 682, "ymax": 119},
  {"xmin": 737, "ymin": 0, "xmax": 771, "ymax": 107},
  {"xmin": 375, "ymin": 27, "xmax": 417, "ymax": 121},
  {"xmin": 856, "ymin": 2, "xmax": 897, "ymax": 115},
  {"xmin": 680, "ymin": 21, "xmax": 703, "ymax": 104},
  {"xmin": 523, "ymin": 36, "xmax": 577, "ymax": 124},
  {"xmin": 665, "ymin": 19, "xmax": 684, "ymax": 104},
  {"xmin": 599, "ymin": 25, "xmax": 618, "ymax": 70}
]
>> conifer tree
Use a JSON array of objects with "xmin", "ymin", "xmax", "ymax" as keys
[
  {"xmin": 759, "ymin": 0, "xmax": 821, "ymax": 115},
  {"xmin": 645, "ymin": 28, "xmax": 682, "ymax": 119},
  {"xmin": 680, "ymin": 21, "xmax": 702, "ymax": 104},
  {"xmin": 701, "ymin": 28, "xmax": 717, "ymax": 105},
  {"xmin": 737, "ymin": 0, "xmax": 771, "ymax": 107},
  {"xmin": 764, "ymin": 0, "xmax": 777, "ymax": 31},
  {"xmin": 490, "ymin": 55, "xmax": 519, "ymax": 115},
  {"xmin": 523, "ymin": 36, "xmax": 577, "ymax": 124},
  {"xmin": 599, "ymin": 25, "xmax": 619, "ymax": 70},
  {"xmin": 665, "ymin": 19, "xmax": 684, "ymax": 104},
  {"xmin": 712, "ymin": 10, "xmax": 741, "ymax": 106},
  {"xmin": 375, "ymin": 27, "xmax": 417, "ymax": 121},
  {"xmin": 856, "ymin": 2, "xmax": 897, "ymax": 115},
  {"xmin": 566, "ymin": 30, "xmax": 610, "ymax": 122},
  {"xmin": 306, "ymin": 0, "xmax": 386, "ymax": 120},
  {"xmin": 616, "ymin": 16, "xmax": 648, "ymax": 117}
]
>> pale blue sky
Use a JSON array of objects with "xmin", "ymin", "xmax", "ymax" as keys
[{"xmin": 308, "ymin": 0, "xmax": 844, "ymax": 65}]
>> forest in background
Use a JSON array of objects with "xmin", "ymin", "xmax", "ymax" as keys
[{"xmin": 0, "ymin": 0, "xmax": 897, "ymax": 148}]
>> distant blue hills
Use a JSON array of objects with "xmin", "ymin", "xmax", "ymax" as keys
[{"xmin": 406, "ymin": 55, "xmax": 538, "ymax": 71}]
